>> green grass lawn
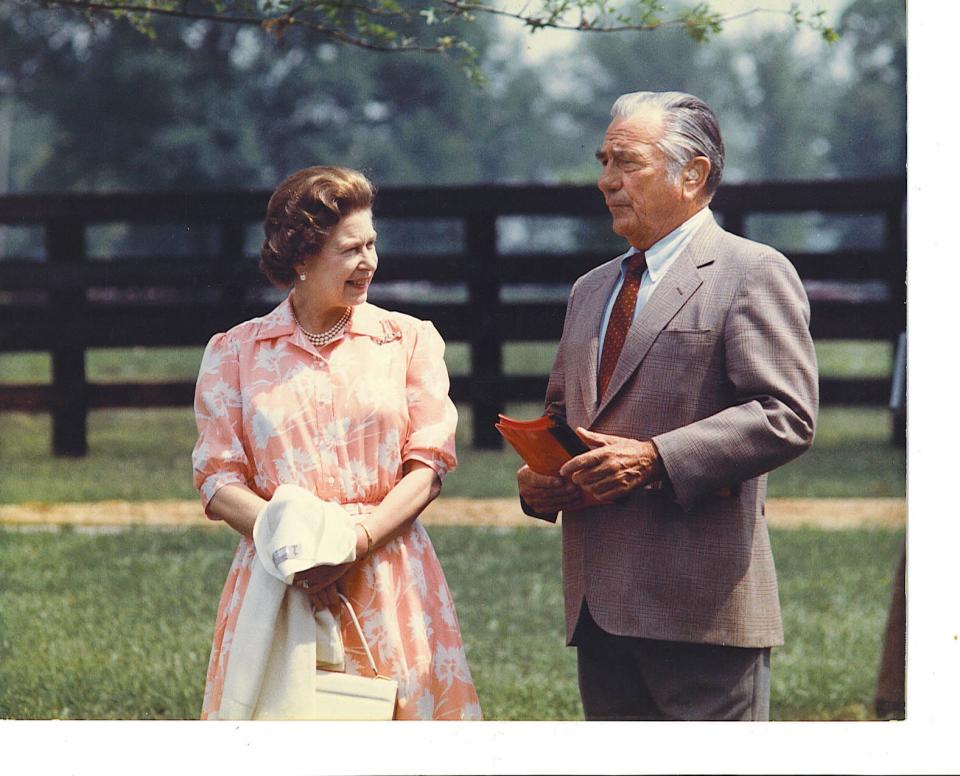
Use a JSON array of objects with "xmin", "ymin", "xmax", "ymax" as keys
[
  {"xmin": 0, "ymin": 524, "xmax": 903, "ymax": 721},
  {"xmin": 0, "ymin": 339, "xmax": 893, "ymax": 382},
  {"xmin": 0, "ymin": 405, "xmax": 905, "ymax": 503},
  {"xmin": 0, "ymin": 341, "xmax": 905, "ymax": 721},
  {"xmin": 0, "ymin": 339, "xmax": 904, "ymax": 503}
]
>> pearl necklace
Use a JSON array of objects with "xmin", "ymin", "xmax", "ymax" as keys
[{"xmin": 293, "ymin": 306, "xmax": 352, "ymax": 348}]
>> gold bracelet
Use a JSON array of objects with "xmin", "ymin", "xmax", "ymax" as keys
[{"xmin": 358, "ymin": 522, "xmax": 374, "ymax": 558}]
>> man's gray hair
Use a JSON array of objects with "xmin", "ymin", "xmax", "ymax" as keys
[{"xmin": 611, "ymin": 91, "xmax": 725, "ymax": 198}]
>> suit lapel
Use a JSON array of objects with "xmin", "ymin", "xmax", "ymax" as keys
[
  {"xmin": 571, "ymin": 260, "xmax": 623, "ymax": 418},
  {"xmin": 589, "ymin": 218, "xmax": 721, "ymax": 424}
]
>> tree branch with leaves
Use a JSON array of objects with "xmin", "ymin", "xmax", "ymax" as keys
[{"xmin": 21, "ymin": 0, "xmax": 839, "ymax": 78}]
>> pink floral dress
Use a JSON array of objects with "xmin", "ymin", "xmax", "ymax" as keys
[{"xmin": 192, "ymin": 295, "xmax": 481, "ymax": 720}]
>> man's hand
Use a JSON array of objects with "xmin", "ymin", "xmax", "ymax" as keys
[
  {"xmin": 517, "ymin": 464, "xmax": 582, "ymax": 514},
  {"xmin": 559, "ymin": 427, "xmax": 664, "ymax": 504}
]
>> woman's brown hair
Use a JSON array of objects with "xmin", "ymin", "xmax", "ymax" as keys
[{"xmin": 259, "ymin": 166, "xmax": 375, "ymax": 288}]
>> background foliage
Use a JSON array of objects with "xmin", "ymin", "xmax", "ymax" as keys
[{"xmin": 0, "ymin": 0, "xmax": 904, "ymax": 196}]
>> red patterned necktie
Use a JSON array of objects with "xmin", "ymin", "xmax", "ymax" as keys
[{"xmin": 598, "ymin": 251, "xmax": 647, "ymax": 399}]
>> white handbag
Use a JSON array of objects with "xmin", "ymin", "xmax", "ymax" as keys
[{"xmin": 314, "ymin": 594, "xmax": 399, "ymax": 720}]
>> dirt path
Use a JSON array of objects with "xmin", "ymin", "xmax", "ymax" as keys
[{"xmin": 0, "ymin": 497, "xmax": 905, "ymax": 530}]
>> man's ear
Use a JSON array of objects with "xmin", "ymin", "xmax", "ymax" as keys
[{"xmin": 681, "ymin": 157, "xmax": 711, "ymax": 201}]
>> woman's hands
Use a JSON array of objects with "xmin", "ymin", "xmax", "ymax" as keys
[
  {"xmin": 293, "ymin": 523, "xmax": 371, "ymax": 609},
  {"xmin": 293, "ymin": 562, "xmax": 353, "ymax": 609},
  {"xmin": 293, "ymin": 460, "xmax": 442, "ymax": 610}
]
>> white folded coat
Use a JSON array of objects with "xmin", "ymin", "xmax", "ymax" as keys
[{"xmin": 211, "ymin": 484, "xmax": 357, "ymax": 720}]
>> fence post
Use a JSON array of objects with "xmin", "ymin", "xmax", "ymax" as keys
[
  {"xmin": 464, "ymin": 212, "xmax": 503, "ymax": 449},
  {"xmin": 46, "ymin": 218, "xmax": 88, "ymax": 456},
  {"xmin": 885, "ymin": 200, "xmax": 907, "ymax": 446}
]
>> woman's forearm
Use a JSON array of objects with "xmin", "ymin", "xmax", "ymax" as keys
[
  {"xmin": 362, "ymin": 460, "xmax": 442, "ymax": 551},
  {"xmin": 206, "ymin": 461, "xmax": 439, "ymax": 549},
  {"xmin": 206, "ymin": 484, "xmax": 267, "ymax": 538}
]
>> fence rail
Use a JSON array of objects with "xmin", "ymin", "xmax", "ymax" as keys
[{"xmin": 0, "ymin": 179, "xmax": 906, "ymax": 454}]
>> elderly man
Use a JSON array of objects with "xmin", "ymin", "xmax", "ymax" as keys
[{"xmin": 517, "ymin": 91, "xmax": 818, "ymax": 721}]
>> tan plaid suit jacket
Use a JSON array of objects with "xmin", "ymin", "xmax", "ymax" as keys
[{"xmin": 542, "ymin": 213, "xmax": 818, "ymax": 648}]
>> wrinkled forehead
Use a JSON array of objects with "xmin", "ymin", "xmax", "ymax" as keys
[{"xmin": 602, "ymin": 106, "xmax": 666, "ymax": 151}]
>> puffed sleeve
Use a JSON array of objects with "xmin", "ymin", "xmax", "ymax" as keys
[
  {"xmin": 401, "ymin": 320, "xmax": 458, "ymax": 480},
  {"xmin": 192, "ymin": 332, "xmax": 254, "ymax": 516}
]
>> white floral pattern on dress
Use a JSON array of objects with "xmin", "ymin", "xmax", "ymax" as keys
[{"xmin": 193, "ymin": 295, "xmax": 480, "ymax": 720}]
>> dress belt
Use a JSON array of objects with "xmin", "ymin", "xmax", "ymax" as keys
[{"xmin": 337, "ymin": 501, "xmax": 381, "ymax": 518}]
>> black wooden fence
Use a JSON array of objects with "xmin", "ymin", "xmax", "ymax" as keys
[{"xmin": 0, "ymin": 179, "xmax": 906, "ymax": 455}]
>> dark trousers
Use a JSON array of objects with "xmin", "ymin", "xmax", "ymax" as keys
[
  {"xmin": 572, "ymin": 603, "xmax": 771, "ymax": 721},
  {"xmin": 874, "ymin": 539, "xmax": 906, "ymax": 719}
]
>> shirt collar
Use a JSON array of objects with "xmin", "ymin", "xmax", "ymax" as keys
[
  {"xmin": 253, "ymin": 293, "xmax": 297, "ymax": 341},
  {"xmin": 621, "ymin": 206, "xmax": 713, "ymax": 282},
  {"xmin": 347, "ymin": 302, "xmax": 387, "ymax": 338},
  {"xmin": 252, "ymin": 294, "xmax": 383, "ymax": 342}
]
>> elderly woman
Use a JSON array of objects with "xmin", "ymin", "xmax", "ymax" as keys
[{"xmin": 193, "ymin": 166, "xmax": 481, "ymax": 720}]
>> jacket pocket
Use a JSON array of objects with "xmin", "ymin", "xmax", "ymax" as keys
[
  {"xmin": 642, "ymin": 329, "xmax": 719, "ymax": 405},
  {"xmin": 656, "ymin": 328, "xmax": 713, "ymax": 346}
]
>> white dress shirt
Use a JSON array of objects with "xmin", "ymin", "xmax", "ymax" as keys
[{"xmin": 597, "ymin": 206, "xmax": 713, "ymax": 364}]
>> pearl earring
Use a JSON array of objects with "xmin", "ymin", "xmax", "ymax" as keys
[{"xmin": 299, "ymin": 272, "xmax": 307, "ymax": 281}]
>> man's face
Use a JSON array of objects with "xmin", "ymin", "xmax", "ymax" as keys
[{"xmin": 597, "ymin": 110, "xmax": 690, "ymax": 250}]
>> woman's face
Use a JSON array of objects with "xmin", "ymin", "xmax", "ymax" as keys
[{"xmin": 298, "ymin": 208, "xmax": 378, "ymax": 312}]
